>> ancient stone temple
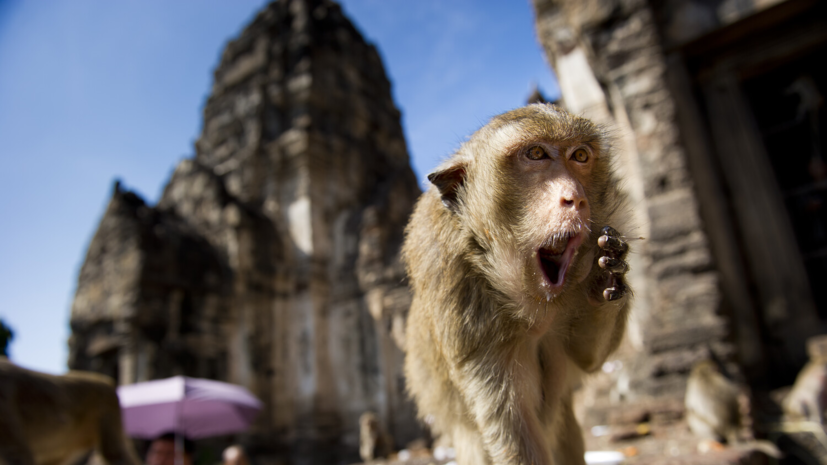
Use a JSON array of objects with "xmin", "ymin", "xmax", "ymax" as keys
[
  {"xmin": 68, "ymin": 0, "xmax": 421, "ymax": 462},
  {"xmin": 533, "ymin": 0, "xmax": 827, "ymax": 461}
]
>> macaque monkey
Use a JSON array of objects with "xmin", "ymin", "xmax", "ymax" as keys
[
  {"xmin": 0, "ymin": 358, "xmax": 140, "ymax": 465},
  {"xmin": 359, "ymin": 411, "xmax": 393, "ymax": 462},
  {"xmin": 686, "ymin": 359, "xmax": 782, "ymax": 458},
  {"xmin": 402, "ymin": 104, "xmax": 631, "ymax": 465},
  {"xmin": 685, "ymin": 359, "xmax": 742, "ymax": 443},
  {"xmin": 784, "ymin": 335, "xmax": 827, "ymax": 423}
]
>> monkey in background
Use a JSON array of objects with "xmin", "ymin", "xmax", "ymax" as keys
[
  {"xmin": 685, "ymin": 358, "xmax": 782, "ymax": 459},
  {"xmin": 685, "ymin": 359, "xmax": 742, "ymax": 444},
  {"xmin": 784, "ymin": 335, "xmax": 827, "ymax": 423},
  {"xmin": 0, "ymin": 358, "xmax": 141, "ymax": 465},
  {"xmin": 402, "ymin": 104, "xmax": 631, "ymax": 465},
  {"xmin": 359, "ymin": 411, "xmax": 393, "ymax": 462}
]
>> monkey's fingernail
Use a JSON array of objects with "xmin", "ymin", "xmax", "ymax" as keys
[
  {"xmin": 599, "ymin": 235, "xmax": 619, "ymax": 249},
  {"xmin": 598, "ymin": 256, "xmax": 612, "ymax": 268},
  {"xmin": 599, "ymin": 256, "xmax": 628, "ymax": 274},
  {"xmin": 603, "ymin": 287, "xmax": 624, "ymax": 301}
]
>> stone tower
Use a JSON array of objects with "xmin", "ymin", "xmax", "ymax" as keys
[{"xmin": 68, "ymin": 0, "xmax": 421, "ymax": 462}]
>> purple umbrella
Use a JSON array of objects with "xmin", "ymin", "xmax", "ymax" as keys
[{"xmin": 117, "ymin": 376, "xmax": 262, "ymax": 439}]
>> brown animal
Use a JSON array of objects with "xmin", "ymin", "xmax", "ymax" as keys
[
  {"xmin": 784, "ymin": 335, "xmax": 827, "ymax": 423},
  {"xmin": 685, "ymin": 359, "xmax": 742, "ymax": 443},
  {"xmin": 0, "ymin": 358, "xmax": 140, "ymax": 465},
  {"xmin": 359, "ymin": 411, "xmax": 393, "ymax": 462},
  {"xmin": 686, "ymin": 358, "xmax": 782, "ymax": 458},
  {"xmin": 402, "ymin": 104, "xmax": 631, "ymax": 465}
]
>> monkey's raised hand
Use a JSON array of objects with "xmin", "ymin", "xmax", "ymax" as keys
[{"xmin": 594, "ymin": 226, "xmax": 628, "ymax": 302}]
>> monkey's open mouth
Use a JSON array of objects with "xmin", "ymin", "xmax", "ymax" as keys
[{"xmin": 537, "ymin": 233, "xmax": 582, "ymax": 287}]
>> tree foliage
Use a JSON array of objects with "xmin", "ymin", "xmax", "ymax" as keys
[{"xmin": 0, "ymin": 318, "xmax": 13, "ymax": 357}]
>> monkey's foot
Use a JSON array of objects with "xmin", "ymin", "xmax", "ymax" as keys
[{"xmin": 591, "ymin": 226, "xmax": 629, "ymax": 302}]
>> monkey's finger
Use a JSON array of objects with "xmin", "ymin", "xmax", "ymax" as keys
[
  {"xmin": 598, "ymin": 235, "xmax": 628, "ymax": 256},
  {"xmin": 588, "ymin": 270, "xmax": 613, "ymax": 302},
  {"xmin": 599, "ymin": 256, "xmax": 628, "ymax": 274},
  {"xmin": 602, "ymin": 274, "xmax": 627, "ymax": 301},
  {"xmin": 603, "ymin": 284, "xmax": 627, "ymax": 301},
  {"xmin": 604, "ymin": 287, "xmax": 623, "ymax": 301}
]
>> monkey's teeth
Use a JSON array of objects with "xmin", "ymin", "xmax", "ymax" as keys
[{"xmin": 543, "ymin": 236, "xmax": 570, "ymax": 256}]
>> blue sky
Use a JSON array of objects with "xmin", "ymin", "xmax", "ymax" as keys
[{"xmin": 0, "ymin": 0, "xmax": 559, "ymax": 374}]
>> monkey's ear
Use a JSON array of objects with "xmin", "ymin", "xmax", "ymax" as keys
[{"xmin": 428, "ymin": 164, "xmax": 466, "ymax": 211}]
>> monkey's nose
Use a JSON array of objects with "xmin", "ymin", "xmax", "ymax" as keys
[{"xmin": 561, "ymin": 194, "xmax": 588, "ymax": 211}]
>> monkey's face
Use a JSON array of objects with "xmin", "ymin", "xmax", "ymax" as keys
[
  {"xmin": 428, "ymin": 104, "xmax": 611, "ymax": 304},
  {"xmin": 509, "ymin": 142, "xmax": 595, "ymax": 301}
]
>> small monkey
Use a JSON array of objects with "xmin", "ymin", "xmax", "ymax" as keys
[
  {"xmin": 686, "ymin": 358, "xmax": 782, "ymax": 458},
  {"xmin": 359, "ymin": 411, "xmax": 393, "ymax": 462},
  {"xmin": 0, "ymin": 358, "xmax": 141, "ymax": 465},
  {"xmin": 403, "ymin": 104, "xmax": 631, "ymax": 465},
  {"xmin": 685, "ymin": 359, "xmax": 742, "ymax": 443},
  {"xmin": 784, "ymin": 335, "xmax": 827, "ymax": 423}
]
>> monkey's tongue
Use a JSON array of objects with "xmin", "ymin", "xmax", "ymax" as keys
[{"xmin": 538, "ymin": 238, "xmax": 572, "ymax": 286}]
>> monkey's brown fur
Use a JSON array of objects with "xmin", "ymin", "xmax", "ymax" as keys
[
  {"xmin": 403, "ymin": 104, "xmax": 631, "ymax": 464},
  {"xmin": 0, "ymin": 358, "xmax": 141, "ymax": 465}
]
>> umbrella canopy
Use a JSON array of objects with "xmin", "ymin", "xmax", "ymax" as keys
[{"xmin": 117, "ymin": 376, "xmax": 262, "ymax": 439}]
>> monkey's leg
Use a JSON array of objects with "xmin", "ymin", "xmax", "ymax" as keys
[
  {"xmin": 455, "ymin": 345, "xmax": 553, "ymax": 465},
  {"xmin": 452, "ymin": 422, "xmax": 492, "ymax": 465},
  {"xmin": 548, "ymin": 394, "xmax": 586, "ymax": 465},
  {"xmin": 566, "ymin": 226, "xmax": 631, "ymax": 372}
]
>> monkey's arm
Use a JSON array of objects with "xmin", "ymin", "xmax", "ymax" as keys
[
  {"xmin": 453, "ymin": 341, "xmax": 554, "ymax": 465},
  {"xmin": 566, "ymin": 226, "xmax": 631, "ymax": 372}
]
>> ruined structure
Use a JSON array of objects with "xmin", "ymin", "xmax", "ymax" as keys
[
  {"xmin": 68, "ymin": 1, "xmax": 421, "ymax": 462},
  {"xmin": 533, "ymin": 0, "xmax": 827, "ymax": 461}
]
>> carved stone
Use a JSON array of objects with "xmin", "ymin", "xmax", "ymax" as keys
[{"xmin": 68, "ymin": 1, "xmax": 421, "ymax": 463}]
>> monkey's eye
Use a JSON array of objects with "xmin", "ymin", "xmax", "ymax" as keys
[
  {"xmin": 572, "ymin": 148, "xmax": 589, "ymax": 163},
  {"xmin": 526, "ymin": 146, "xmax": 548, "ymax": 160}
]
